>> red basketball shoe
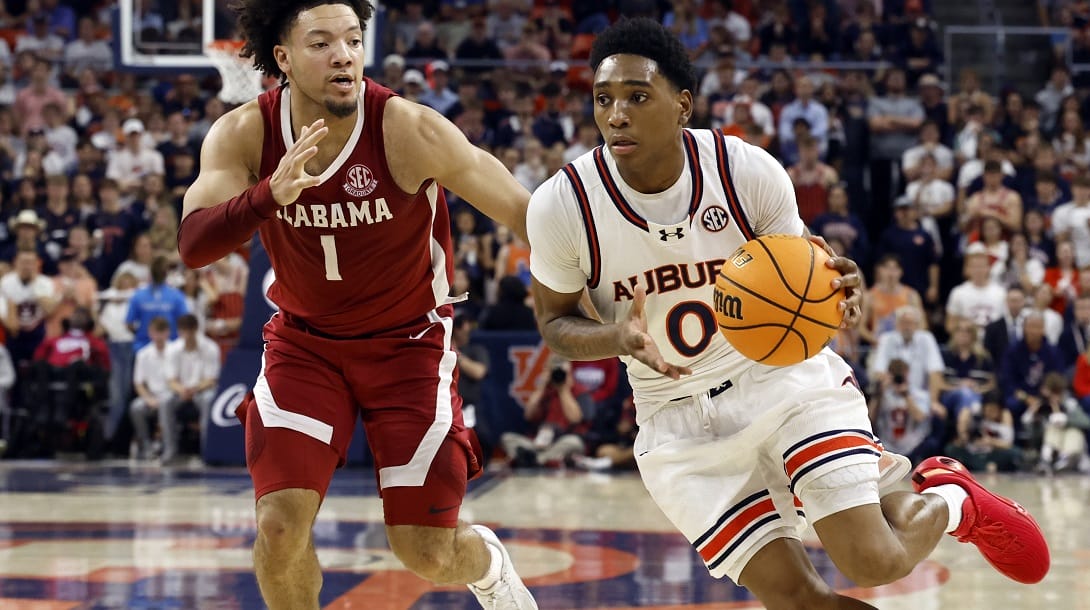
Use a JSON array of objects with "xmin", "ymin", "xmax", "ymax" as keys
[{"xmin": 911, "ymin": 456, "xmax": 1050, "ymax": 584}]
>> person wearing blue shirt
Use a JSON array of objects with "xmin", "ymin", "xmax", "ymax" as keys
[{"xmin": 126, "ymin": 256, "xmax": 189, "ymax": 351}]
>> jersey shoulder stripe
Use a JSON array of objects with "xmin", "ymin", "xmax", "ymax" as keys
[
  {"xmin": 561, "ymin": 163, "xmax": 602, "ymax": 289},
  {"xmin": 713, "ymin": 130, "xmax": 756, "ymax": 242},
  {"xmin": 592, "ymin": 146, "xmax": 648, "ymax": 231},
  {"xmin": 682, "ymin": 129, "xmax": 704, "ymax": 221}
]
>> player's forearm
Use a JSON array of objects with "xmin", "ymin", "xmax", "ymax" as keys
[
  {"xmin": 178, "ymin": 178, "xmax": 278, "ymax": 268},
  {"xmin": 539, "ymin": 315, "xmax": 624, "ymax": 361}
]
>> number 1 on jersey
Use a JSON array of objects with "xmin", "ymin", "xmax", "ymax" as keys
[{"xmin": 320, "ymin": 234, "xmax": 342, "ymax": 281}]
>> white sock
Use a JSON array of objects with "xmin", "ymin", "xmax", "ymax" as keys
[
  {"xmin": 922, "ymin": 483, "xmax": 969, "ymax": 533},
  {"xmin": 471, "ymin": 541, "xmax": 503, "ymax": 590}
]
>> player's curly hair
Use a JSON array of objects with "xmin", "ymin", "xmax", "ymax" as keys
[
  {"xmin": 589, "ymin": 17, "xmax": 697, "ymax": 93},
  {"xmin": 230, "ymin": 0, "xmax": 375, "ymax": 79}
]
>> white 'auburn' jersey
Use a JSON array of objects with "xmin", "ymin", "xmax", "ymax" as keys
[{"xmin": 528, "ymin": 129, "xmax": 805, "ymax": 417}]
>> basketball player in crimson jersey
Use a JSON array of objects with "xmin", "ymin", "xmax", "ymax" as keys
[
  {"xmin": 528, "ymin": 19, "xmax": 1050, "ymax": 609},
  {"xmin": 177, "ymin": 1, "xmax": 536, "ymax": 608}
]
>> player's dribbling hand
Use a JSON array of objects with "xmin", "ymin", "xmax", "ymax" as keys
[
  {"xmin": 619, "ymin": 286, "xmax": 692, "ymax": 380},
  {"xmin": 809, "ymin": 234, "xmax": 863, "ymax": 329},
  {"xmin": 270, "ymin": 118, "xmax": 329, "ymax": 206}
]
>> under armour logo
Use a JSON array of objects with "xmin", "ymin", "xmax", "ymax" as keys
[{"xmin": 659, "ymin": 228, "xmax": 685, "ymax": 241}]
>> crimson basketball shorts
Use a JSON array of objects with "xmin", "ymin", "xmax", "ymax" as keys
[
  {"xmin": 634, "ymin": 349, "xmax": 881, "ymax": 584},
  {"xmin": 235, "ymin": 305, "xmax": 482, "ymax": 528}
]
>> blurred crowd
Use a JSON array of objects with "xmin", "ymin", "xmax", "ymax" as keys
[{"xmin": 2, "ymin": 0, "xmax": 1090, "ymax": 476}]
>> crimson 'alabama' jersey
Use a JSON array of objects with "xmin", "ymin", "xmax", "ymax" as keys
[
  {"xmin": 256, "ymin": 80, "xmax": 455, "ymax": 336},
  {"xmin": 528, "ymin": 130, "xmax": 806, "ymax": 419}
]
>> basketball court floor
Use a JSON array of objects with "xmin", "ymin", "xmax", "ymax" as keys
[{"xmin": 0, "ymin": 462, "xmax": 1082, "ymax": 609}]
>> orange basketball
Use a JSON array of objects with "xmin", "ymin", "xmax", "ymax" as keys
[{"xmin": 712, "ymin": 234, "xmax": 845, "ymax": 366}]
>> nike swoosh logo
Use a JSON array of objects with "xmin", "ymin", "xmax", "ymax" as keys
[
  {"xmin": 428, "ymin": 503, "xmax": 460, "ymax": 514},
  {"xmin": 409, "ymin": 324, "xmax": 435, "ymax": 340}
]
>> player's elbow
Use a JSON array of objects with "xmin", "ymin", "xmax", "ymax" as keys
[{"xmin": 177, "ymin": 219, "xmax": 214, "ymax": 269}]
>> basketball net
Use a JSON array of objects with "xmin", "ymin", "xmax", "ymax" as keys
[{"xmin": 205, "ymin": 39, "xmax": 265, "ymax": 105}]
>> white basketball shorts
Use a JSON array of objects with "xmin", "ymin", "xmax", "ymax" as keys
[{"xmin": 633, "ymin": 349, "xmax": 882, "ymax": 584}]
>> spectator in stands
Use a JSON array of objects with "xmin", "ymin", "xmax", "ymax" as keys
[
  {"xmin": 455, "ymin": 13, "xmax": 504, "ymax": 75},
  {"xmin": 905, "ymin": 154, "xmax": 954, "ymax": 254},
  {"xmin": 778, "ymin": 75, "xmax": 828, "ymax": 159},
  {"xmin": 16, "ymin": 15, "xmax": 64, "ymax": 64},
  {"xmin": 106, "ymin": 118, "xmax": 164, "ymax": 200},
  {"xmin": 1031, "ymin": 282, "xmax": 1064, "ymax": 346},
  {"xmin": 157, "ymin": 111, "xmax": 198, "ymax": 170},
  {"xmin": 502, "ymin": 357, "xmax": 592, "ymax": 468},
  {"xmin": 940, "ymin": 321, "xmax": 995, "ymax": 419},
  {"xmin": 663, "ymin": 0, "xmax": 709, "ymax": 53},
  {"xmin": 129, "ymin": 316, "xmax": 172, "ymax": 461},
  {"xmin": 1060, "ymin": 294, "xmax": 1090, "ymax": 370},
  {"xmin": 419, "ymin": 60, "xmax": 458, "ymax": 115},
  {"xmin": 945, "ymin": 390, "xmax": 1020, "ymax": 472},
  {"xmin": 46, "ymin": 252, "xmax": 97, "ymax": 338},
  {"xmin": 897, "ymin": 18, "xmax": 942, "ymax": 87},
  {"xmin": 63, "ymin": 16, "xmax": 112, "ymax": 77},
  {"xmin": 2, "ymin": 249, "xmax": 58, "ymax": 368},
  {"xmin": 112, "ymin": 232, "xmax": 153, "ymax": 287},
  {"xmin": 946, "ymin": 243, "xmax": 1006, "ymax": 335},
  {"xmin": 1053, "ymin": 109, "xmax": 1090, "ymax": 175},
  {"xmin": 860, "ymin": 254, "xmax": 922, "ymax": 346},
  {"xmin": 41, "ymin": 102, "xmax": 76, "ymax": 174},
  {"xmin": 787, "ymin": 136, "xmax": 837, "ymax": 226},
  {"xmin": 575, "ymin": 394, "xmax": 637, "ymax": 472},
  {"xmin": 869, "ymin": 305, "xmax": 945, "ymax": 408},
  {"xmin": 126, "ymin": 255, "xmax": 188, "ymax": 352},
  {"xmin": 1025, "ymin": 207, "xmax": 1056, "ymax": 266},
  {"xmin": 867, "ymin": 68, "xmax": 925, "ymax": 223},
  {"xmin": 203, "ymin": 253, "xmax": 246, "ymax": 358},
  {"xmin": 36, "ymin": 0, "xmax": 76, "ymax": 40},
  {"xmin": 13, "ymin": 57, "xmax": 66, "ymax": 137},
  {"xmin": 1, "ymin": 209, "xmax": 48, "ymax": 266},
  {"xmin": 405, "ymin": 21, "xmax": 448, "ymax": 62},
  {"xmin": 1003, "ymin": 310, "xmax": 1064, "ymax": 428},
  {"xmin": 161, "ymin": 313, "xmax": 220, "ymax": 463},
  {"xmin": 1028, "ymin": 372, "xmax": 1090, "ymax": 473},
  {"xmin": 995, "ymin": 232, "xmax": 1045, "ymax": 293},
  {"xmin": 961, "ymin": 160, "xmax": 1023, "ymax": 240},
  {"xmin": 39, "ymin": 175, "xmax": 78, "ymax": 272},
  {"xmin": 1051, "ymin": 175, "xmax": 1090, "ymax": 267},
  {"xmin": 810, "ymin": 184, "xmax": 869, "ymax": 268},
  {"xmin": 99, "ymin": 270, "xmax": 138, "ymax": 444},
  {"xmin": 869, "ymin": 357, "xmax": 941, "ymax": 464},
  {"xmin": 479, "ymin": 275, "xmax": 535, "ymax": 331},
  {"xmin": 983, "ymin": 284, "xmax": 1027, "ymax": 365},
  {"xmin": 902, "ymin": 120, "xmax": 953, "ymax": 182},
  {"xmin": 564, "ymin": 119, "xmax": 601, "ymax": 163},
  {"xmin": 1036, "ymin": 65, "xmax": 1074, "ymax": 133},
  {"xmin": 452, "ymin": 313, "xmax": 492, "ymax": 462},
  {"xmin": 88, "ymin": 179, "xmax": 142, "ymax": 287},
  {"xmin": 488, "ymin": 0, "xmax": 527, "ymax": 51},
  {"xmin": 877, "ymin": 196, "xmax": 939, "ymax": 308}
]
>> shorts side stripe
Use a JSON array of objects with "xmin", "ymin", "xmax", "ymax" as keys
[
  {"xmin": 790, "ymin": 447, "xmax": 883, "ymax": 493},
  {"xmin": 706, "ymin": 513, "xmax": 781, "ymax": 571},
  {"xmin": 694, "ymin": 489, "xmax": 768, "ymax": 547},
  {"xmin": 697, "ymin": 496, "xmax": 778, "ymax": 564},
  {"xmin": 252, "ymin": 352, "xmax": 334, "ymax": 444},
  {"xmin": 378, "ymin": 309, "xmax": 457, "ymax": 489}
]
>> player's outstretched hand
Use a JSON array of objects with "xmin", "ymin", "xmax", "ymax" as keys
[
  {"xmin": 270, "ymin": 118, "xmax": 330, "ymax": 206},
  {"xmin": 809, "ymin": 234, "xmax": 864, "ymax": 328},
  {"xmin": 620, "ymin": 286, "xmax": 692, "ymax": 380}
]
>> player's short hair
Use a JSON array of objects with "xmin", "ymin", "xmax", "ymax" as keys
[
  {"xmin": 231, "ymin": 0, "xmax": 375, "ymax": 79},
  {"xmin": 149, "ymin": 316, "xmax": 171, "ymax": 332},
  {"xmin": 589, "ymin": 17, "xmax": 696, "ymax": 93}
]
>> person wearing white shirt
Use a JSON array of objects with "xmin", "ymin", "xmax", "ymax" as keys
[
  {"xmin": 868, "ymin": 305, "xmax": 946, "ymax": 408},
  {"xmin": 0, "ymin": 250, "xmax": 59, "ymax": 364},
  {"xmin": 63, "ymin": 17, "xmax": 113, "ymax": 76},
  {"xmin": 129, "ymin": 317, "xmax": 173, "ymax": 460},
  {"xmin": 946, "ymin": 245, "xmax": 1007, "ymax": 336},
  {"xmin": 905, "ymin": 154, "xmax": 955, "ymax": 255},
  {"xmin": 106, "ymin": 119, "xmax": 165, "ymax": 200},
  {"xmin": 901, "ymin": 120, "xmax": 954, "ymax": 181},
  {"xmin": 1051, "ymin": 175, "xmax": 1090, "ymax": 267},
  {"xmin": 161, "ymin": 314, "xmax": 221, "ymax": 463}
]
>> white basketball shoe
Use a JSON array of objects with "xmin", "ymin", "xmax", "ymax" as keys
[{"xmin": 467, "ymin": 525, "xmax": 538, "ymax": 610}]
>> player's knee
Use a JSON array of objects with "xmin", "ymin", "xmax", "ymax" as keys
[
  {"xmin": 390, "ymin": 535, "xmax": 455, "ymax": 583},
  {"xmin": 834, "ymin": 548, "xmax": 911, "ymax": 588},
  {"xmin": 254, "ymin": 490, "xmax": 319, "ymax": 561}
]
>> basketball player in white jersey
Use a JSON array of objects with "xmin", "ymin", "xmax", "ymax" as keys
[{"xmin": 527, "ymin": 19, "xmax": 1049, "ymax": 609}]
